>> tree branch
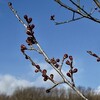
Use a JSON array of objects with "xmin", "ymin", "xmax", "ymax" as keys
[
  {"xmin": 8, "ymin": 2, "xmax": 88, "ymax": 100},
  {"xmin": 93, "ymin": 0, "xmax": 100, "ymax": 8},
  {"xmin": 54, "ymin": 0, "xmax": 100, "ymax": 24}
]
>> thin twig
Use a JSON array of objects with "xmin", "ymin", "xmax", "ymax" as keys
[
  {"xmin": 46, "ymin": 81, "xmax": 64, "ymax": 92},
  {"xmin": 8, "ymin": 2, "xmax": 27, "ymax": 28},
  {"xmin": 54, "ymin": 0, "xmax": 100, "ymax": 23},
  {"xmin": 93, "ymin": 0, "xmax": 100, "ymax": 8},
  {"xmin": 55, "ymin": 16, "xmax": 84, "ymax": 25}
]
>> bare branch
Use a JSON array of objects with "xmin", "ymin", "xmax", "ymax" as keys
[
  {"xmin": 8, "ymin": 2, "xmax": 27, "ymax": 28},
  {"xmin": 54, "ymin": 0, "xmax": 100, "ymax": 24},
  {"xmin": 93, "ymin": 0, "xmax": 100, "ymax": 8},
  {"xmin": 55, "ymin": 16, "xmax": 84, "ymax": 25},
  {"xmin": 8, "ymin": 2, "xmax": 88, "ymax": 100},
  {"xmin": 46, "ymin": 81, "xmax": 64, "ymax": 93},
  {"xmin": 87, "ymin": 51, "xmax": 100, "ymax": 62}
]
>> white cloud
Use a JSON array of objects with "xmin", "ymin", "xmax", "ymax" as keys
[
  {"xmin": 0, "ymin": 62, "xmax": 70, "ymax": 96},
  {"xmin": 0, "ymin": 74, "xmax": 34, "ymax": 96}
]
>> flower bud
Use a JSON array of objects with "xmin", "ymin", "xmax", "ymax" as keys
[
  {"xmin": 35, "ymin": 65, "xmax": 40, "ymax": 69},
  {"xmin": 31, "ymin": 24, "xmax": 35, "ymax": 29},
  {"xmin": 66, "ymin": 72, "xmax": 71, "ymax": 77},
  {"xmin": 50, "ymin": 74, "xmax": 54, "ymax": 79},
  {"xmin": 28, "ymin": 18, "xmax": 32, "ymax": 23},
  {"xmin": 66, "ymin": 60, "xmax": 70, "ymax": 65},
  {"xmin": 21, "ymin": 44, "xmax": 27, "ymax": 52},
  {"xmin": 95, "ymin": 7, "xmax": 98, "ymax": 10},
  {"xmin": 46, "ymin": 89, "xmax": 50, "ymax": 93},
  {"xmin": 26, "ymin": 30, "xmax": 33, "ymax": 36},
  {"xmin": 92, "ymin": 53, "xmax": 98, "ymax": 58},
  {"xmin": 24, "ymin": 15, "xmax": 28, "ymax": 20},
  {"xmin": 56, "ymin": 59, "xmax": 60, "ymax": 62},
  {"xmin": 43, "ymin": 75, "xmax": 48, "ymax": 81},
  {"xmin": 26, "ymin": 37, "xmax": 35, "ymax": 45},
  {"xmin": 42, "ymin": 69, "xmax": 47, "ymax": 74},
  {"xmin": 97, "ymin": 58, "xmax": 100, "ymax": 62},
  {"xmin": 26, "ymin": 39, "xmax": 32, "ymax": 45},
  {"xmin": 50, "ymin": 58, "xmax": 56, "ymax": 64},
  {"xmin": 55, "ymin": 64, "xmax": 59, "ymax": 68},
  {"xmin": 69, "ymin": 56, "xmax": 73, "ymax": 61},
  {"xmin": 35, "ymin": 69, "xmax": 39, "ymax": 73},
  {"xmin": 42, "ymin": 74, "xmax": 46, "ymax": 77},
  {"xmin": 8, "ymin": 2, "xmax": 12, "ymax": 6},
  {"xmin": 73, "ymin": 68, "xmax": 78, "ymax": 73},
  {"xmin": 63, "ymin": 54, "xmax": 68, "ymax": 59}
]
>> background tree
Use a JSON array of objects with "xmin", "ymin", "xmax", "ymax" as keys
[{"xmin": 0, "ymin": 86, "xmax": 100, "ymax": 100}]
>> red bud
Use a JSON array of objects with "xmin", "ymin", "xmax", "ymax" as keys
[
  {"xmin": 73, "ymin": 68, "xmax": 78, "ymax": 73},
  {"xmin": 35, "ymin": 65, "xmax": 40, "ymax": 69},
  {"xmin": 24, "ymin": 15, "xmax": 28, "ymax": 19},
  {"xmin": 55, "ymin": 64, "xmax": 59, "ymax": 68},
  {"xmin": 31, "ymin": 24, "xmax": 35, "ymax": 29},
  {"xmin": 26, "ymin": 30, "xmax": 33, "ymax": 36},
  {"xmin": 28, "ymin": 18, "xmax": 32, "ymax": 23},
  {"xmin": 42, "ymin": 69, "xmax": 47, "ymax": 74},
  {"xmin": 66, "ymin": 60, "xmax": 70, "ymax": 65},
  {"xmin": 69, "ymin": 56, "xmax": 73, "ymax": 61},
  {"xmin": 26, "ymin": 37, "xmax": 35, "ymax": 45},
  {"xmin": 50, "ymin": 74, "xmax": 54, "ymax": 79},
  {"xmin": 63, "ymin": 54, "xmax": 68, "ymax": 59},
  {"xmin": 66, "ymin": 72, "xmax": 71, "ymax": 77},
  {"xmin": 56, "ymin": 59, "xmax": 60, "ymax": 62},
  {"xmin": 21, "ymin": 44, "xmax": 27, "ymax": 52},
  {"xmin": 43, "ymin": 75, "xmax": 48, "ymax": 81},
  {"xmin": 8, "ymin": 2, "xmax": 12, "ymax": 6},
  {"xmin": 97, "ymin": 58, "xmax": 100, "ymax": 62},
  {"xmin": 46, "ymin": 89, "xmax": 50, "ymax": 93},
  {"xmin": 50, "ymin": 58, "xmax": 56, "ymax": 64},
  {"xmin": 92, "ymin": 53, "xmax": 98, "ymax": 58},
  {"xmin": 35, "ymin": 69, "xmax": 39, "ymax": 73}
]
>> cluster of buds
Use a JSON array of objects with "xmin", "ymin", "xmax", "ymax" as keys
[
  {"xmin": 34, "ymin": 64, "xmax": 40, "ymax": 73},
  {"xmin": 50, "ymin": 53, "xmax": 78, "ymax": 84},
  {"xmin": 20, "ymin": 15, "xmax": 37, "ymax": 53},
  {"xmin": 63, "ymin": 54, "xmax": 78, "ymax": 77},
  {"xmin": 66, "ymin": 68, "xmax": 78, "ymax": 77},
  {"xmin": 24, "ymin": 15, "xmax": 37, "ymax": 45},
  {"xmin": 87, "ymin": 51, "xmax": 100, "ymax": 62},
  {"xmin": 50, "ymin": 58, "xmax": 60, "ymax": 68},
  {"xmin": 32, "ymin": 63, "xmax": 54, "ymax": 82},
  {"xmin": 42, "ymin": 69, "xmax": 48, "ymax": 81}
]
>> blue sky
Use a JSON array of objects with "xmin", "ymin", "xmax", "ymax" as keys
[{"xmin": 0, "ymin": 0, "xmax": 100, "ymax": 95}]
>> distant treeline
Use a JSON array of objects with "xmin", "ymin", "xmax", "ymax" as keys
[{"xmin": 0, "ymin": 86, "xmax": 100, "ymax": 100}]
